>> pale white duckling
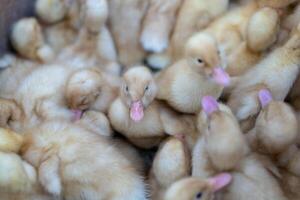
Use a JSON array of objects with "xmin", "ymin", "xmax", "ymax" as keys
[
  {"xmin": 164, "ymin": 173, "xmax": 232, "ymax": 200},
  {"xmin": 21, "ymin": 120, "xmax": 147, "ymax": 200},
  {"xmin": 109, "ymin": 66, "xmax": 199, "ymax": 149},
  {"xmin": 140, "ymin": 0, "xmax": 183, "ymax": 53},
  {"xmin": 228, "ymin": 23, "xmax": 300, "ymax": 125},
  {"xmin": 193, "ymin": 96, "xmax": 287, "ymax": 200},
  {"xmin": 10, "ymin": 18, "xmax": 54, "ymax": 63},
  {"xmin": 156, "ymin": 33, "xmax": 230, "ymax": 114},
  {"xmin": 149, "ymin": 137, "xmax": 190, "ymax": 200}
]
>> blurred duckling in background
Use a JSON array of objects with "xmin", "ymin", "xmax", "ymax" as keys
[
  {"xmin": 109, "ymin": 66, "xmax": 199, "ymax": 149},
  {"xmin": 11, "ymin": 18, "xmax": 54, "ymax": 63},
  {"xmin": 140, "ymin": 0, "xmax": 182, "ymax": 53},
  {"xmin": 149, "ymin": 137, "xmax": 190, "ymax": 200},
  {"xmin": 108, "ymin": 0, "xmax": 148, "ymax": 67}
]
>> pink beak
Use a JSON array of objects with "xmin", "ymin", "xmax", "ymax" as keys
[
  {"xmin": 71, "ymin": 109, "xmax": 83, "ymax": 122},
  {"xmin": 201, "ymin": 96, "xmax": 219, "ymax": 116},
  {"xmin": 258, "ymin": 89, "xmax": 273, "ymax": 108},
  {"xmin": 130, "ymin": 101, "xmax": 144, "ymax": 122},
  {"xmin": 212, "ymin": 67, "xmax": 230, "ymax": 87}
]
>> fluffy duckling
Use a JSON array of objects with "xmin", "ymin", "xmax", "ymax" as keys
[
  {"xmin": 245, "ymin": 89, "xmax": 300, "ymax": 200},
  {"xmin": 0, "ymin": 65, "xmax": 78, "ymax": 132},
  {"xmin": 11, "ymin": 18, "xmax": 54, "ymax": 63},
  {"xmin": 164, "ymin": 173, "xmax": 232, "ymax": 200},
  {"xmin": 109, "ymin": 66, "xmax": 199, "ymax": 149},
  {"xmin": 156, "ymin": 33, "xmax": 230, "ymax": 114},
  {"xmin": 228, "ymin": 23, "xmax": 300, "ymax": 124},
  {"xmin": 140, "ymin": 0, "xmax": 182, "ymax": 53},
  {"xmin": 65, "ymin": 68, "xmax": 120, "ymax": 114},
  {"xmin": 246, "ymin": 89, "xmax": 298, "ymax": 156},
  {"xmin": 108, "ymin": 0, "xmax": 148, "ymax": 67},
  {"xmin": 149, "ymin": 137, "xmax": 190, "ymax": 200},
  {"xmin": 193, "ymin": 96, "xmax": 287, "ymax": 200},
  {"xmin": 21, "ymin": 120, "xmax": 147, "ymax": 200}
]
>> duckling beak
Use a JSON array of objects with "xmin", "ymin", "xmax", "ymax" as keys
[
  {"xmin": 211, "ymin": 67, "xmax": 230, "ymax": 86},
  {"xmin": 201, "ymin": 96, "xmax": 219, "ymax": 116},
  {"xmin": 208, "ymin": 173, "xmax": 232, "ymax": 192},
  {"xmin": 258, "ymin": 89, "xmax": 273, "ymax": 108},
  {"xmin": 130, "ymin": 101, "xmax": 144, "ymax": 122},
  {"xmin": 71, "ymin": 109, "xmax": 83, "ymax": 121}
]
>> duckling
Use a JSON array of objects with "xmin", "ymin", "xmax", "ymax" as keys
[
  {"xmin": 156, "ymin": 33, "xmax": 229, "ymax": 114},
  {"xmin": 21, "ymin": 120, "xmax": 147, "ymax": 200},
  {"xmin": 108, "ymin": 0, "xmax": 148, "ymax": 67},
  {"xmin": 164, "ymin": 173, "xmax": 232, "ymax": 200},
  {"xmin": 11, "ymin": 18, "xmax": 54, "ymax": 63},
  {"xmin": 246, "ymin": 89, "xmax": 298, "ymax": 155},
  {"xmin": 140, "ymin": 0, "xmax": 183, "ymax": 53},
  {"xmin": 65, "ymin": 68, "xmax": 120, "ymax": 114},
  {"xmin": 109, "ymin": 66, "xmax": 199, "ymax": 149},
  {"xmin": 246, "ymin": 89, "xmax": 300, "ymax": 200},
  {"xmin": 228, "ymin": 23, "xmax": 300, "ymax": 125},
  {"xmin": 149, "ymin": 137, "xmax": 190, "ymax": 200},
  {"xmin": 193, "ymin": 96, "xmax": 287, "ymax": 200},
  {"xmin": 11, "ymin": 65, "xmax": 77, "ymax": 131}
]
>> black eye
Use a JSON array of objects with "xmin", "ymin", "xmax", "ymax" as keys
[
  {"xmin": 197, "ymin": 59, "xmax": 203, "ymax": 63},
  {"xmin": 125, "ymin": 86, "xmax": 129, "ymax": 92},
  {"xmin": 217, "ymin": 50, "xmax": 221, "ymax": 55},
  {"xmin": 195, "ymin": 192, "xmax": 202, "ymax": 199},
  {"xmin": 145, "ymin": 85, "xmax": 149, "ymax": 91}
]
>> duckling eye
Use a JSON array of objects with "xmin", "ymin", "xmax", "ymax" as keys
[
  {"xmin": 195, "ymin": 192, "xmax": 202, "ymax": 199},
  {"xmin": 145, "ymin": 85, "xmax": 149, "ymax": 91},
  {"xmin": 197, "ymin": 58, "xmax": 203, "ymax": 63},
  {"xmin": 125, "ymin": 86, "xmax": 129, "ymax": 92}
]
